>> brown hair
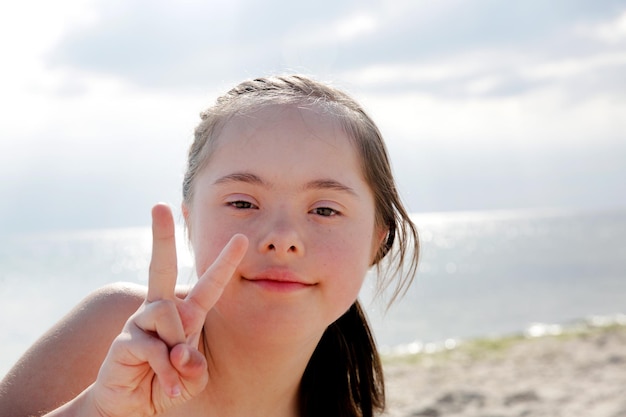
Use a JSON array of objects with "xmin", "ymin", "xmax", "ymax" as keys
[{"xmin": 183, "ymin": 75, "xmax": 419, "ymax": 417}]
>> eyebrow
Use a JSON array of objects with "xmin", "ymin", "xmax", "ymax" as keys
[
  {"xmin": 213, "ymin": 172, "xmax": 265, "ymax": 186},
  {"xmin": 213, "ymin": 172, "xmax": 357, "ymax": 196},
  {"xmin": 305, "ymin": 179, "xmax": 358, "ymax": 196}
]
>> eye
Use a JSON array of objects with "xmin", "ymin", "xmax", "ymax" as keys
[
  {"xmin": 228, "ymin": 200, "xmax": 258, "ymax": 210},
  {"xmin": 311, "ymin": 207, "xmax": 340, "ymax": 217}
]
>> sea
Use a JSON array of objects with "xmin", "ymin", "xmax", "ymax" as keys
[{"xmin": 1, "ymin": 207, "xmax": 625, "ymax": 376}]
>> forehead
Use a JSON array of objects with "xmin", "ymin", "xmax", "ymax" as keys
[
  {"xmin": 223, "ymin": 103, "xmax": 345, "ymax": 141},
  {"xmin": 202, "ymin": 104, "xmax": 368, "ymax": 186},
  {"xmin": 216, "ymin": 104, "xmax": 356, "ymax": 156}
]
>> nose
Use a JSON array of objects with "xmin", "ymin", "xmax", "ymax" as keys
[{"xmin": 258, "ymin": 213, "xmax": 304, "ymax": 257}]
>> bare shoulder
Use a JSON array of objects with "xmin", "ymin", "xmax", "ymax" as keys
[{"xmin": 0, "ymin": 282, "xmax": 147, "ymax": 417}]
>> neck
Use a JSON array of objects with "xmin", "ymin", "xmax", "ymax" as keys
[{"xmin": 197, "ymin": 314, "xmax": 323, "ymax": 417}]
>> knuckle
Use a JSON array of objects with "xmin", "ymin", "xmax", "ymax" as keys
[
  {"xmin": 152, "ymin": 300, "xmax": 179, "ymax": 323},
  {"xmin": 109, "ymin": 332, "xmax": 132, "ymax": 351},
  {"xmin": 149, "ymin": 263, "xmax": 178, "ymax": 278},
  {"xmin": 151, "ymin": 299, "xmax": 178, "ymax": 318},
  {"xmin": 133, "ymin": 299, "xmax": 180, "ymax": 330}
]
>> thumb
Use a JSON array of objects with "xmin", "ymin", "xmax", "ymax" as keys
[{"xmin": 169, "ymin": 343, "xmax": 209, "ymax": 398}]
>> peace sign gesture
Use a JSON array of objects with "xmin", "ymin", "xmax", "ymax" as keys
[{"xmin": 89, "ymin": 204, "xmax": 248, "ymax": 417}]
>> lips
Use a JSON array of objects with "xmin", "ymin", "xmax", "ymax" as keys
[{"xmin": 243, "ymin": 267, "xmax": 315, "ymax": 292}]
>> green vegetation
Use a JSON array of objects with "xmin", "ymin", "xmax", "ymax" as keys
[{"xmin": 382, "ymin": 321, "xmax": 626, "ymax": 366}]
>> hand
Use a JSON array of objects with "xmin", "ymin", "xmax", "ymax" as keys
[{"xmin": 90, "ymin": 204, "xmax": 248, "ymax": 417}]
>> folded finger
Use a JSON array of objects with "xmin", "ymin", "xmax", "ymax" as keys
[
  {"xmin": 170, "ymin": 343, "xmax": 208, "ymax": 395},
  {"xmin": 102, "ymin": 330, "xmax": 182, "ymax": 399},
  {"xmin": 133, "ymin": 300, "xmax": 186, "ymax": 348}
]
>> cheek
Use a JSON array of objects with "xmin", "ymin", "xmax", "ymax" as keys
[
  {"xmin": 190, "ymin": 221, "xmax": 238, "ymax": 277},
  {"xmin": 319, "ymin": 231, "xmax": 372, "ymax": 286},
  {"xmin": 321, "ymin": 245, "xmax": 369, "ymax": 320}
]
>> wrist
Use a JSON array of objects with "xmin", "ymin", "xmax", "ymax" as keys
[{"xmin": 44, "ymin": 385, "xmax": 109, "ymax": 417}]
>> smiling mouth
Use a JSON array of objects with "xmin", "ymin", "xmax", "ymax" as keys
[{"xmin": 243, "ymin": 277, "xmax": 315, "ymax": 293}]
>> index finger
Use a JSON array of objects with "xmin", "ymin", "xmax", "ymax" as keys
[
  {"xmin": 186, "ymin": 234, "xmax": 249, "ymax": 313},
  {"xmin": 147, "ymin": 203, "xmax": 178, "ymax": 302}
]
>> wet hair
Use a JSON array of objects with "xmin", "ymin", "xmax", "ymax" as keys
[{"xmin": 183, "ymin": 75, "xmax": 419, "ymax": 417}]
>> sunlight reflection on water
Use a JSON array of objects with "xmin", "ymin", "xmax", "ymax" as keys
[{"xmin": 2, "ymin": 207, "xmax": 625, "ymax": 375}]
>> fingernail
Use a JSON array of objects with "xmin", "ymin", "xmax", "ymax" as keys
[{"xmin": 171, "ymin": 385, "xmax": 182, "ymax": 397}]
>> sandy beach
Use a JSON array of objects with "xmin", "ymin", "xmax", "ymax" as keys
[{"xmin": 382, "ymin": 323, "xmax": 626, "ymax": 417}]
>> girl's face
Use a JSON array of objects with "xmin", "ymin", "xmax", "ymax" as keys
[{"xmin": 184, "ymin": 104, "xmax": 385, "ymax": 343}]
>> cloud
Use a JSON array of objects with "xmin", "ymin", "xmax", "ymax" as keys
[
  {"xmin": 46, "ymin": 0, "xmax": 377, "ymax": 90},
  {"xmin": 2, "ymin": 0, "xmax": 626, "ymax": 233},
  {"xmin": 576, "ymin": 9, "xmax": 626, "ymax": 43},
  {"xmin": 45, "ymin": 0, "xmax": 626, "ymax": 91},
  {"xmin": 339, "ymin": 47, "xmax": 626, "ymax": 101}
]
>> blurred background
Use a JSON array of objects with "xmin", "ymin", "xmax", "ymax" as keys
[
  {"xmin": 1, "ymin": 0, "xmax": 625, "ymax": 229},
  {"xmin": 1, "ymin": 0, "xmax": 625, "ymax": 374}
]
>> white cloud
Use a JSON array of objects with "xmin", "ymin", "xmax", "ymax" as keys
[
  {"xmin": 359, "ymin": 85, "xmax": 626, "ymax": 151},
  {"xmin": 0, "ymin": 0, "xmax": 98, "ymax": 91},
  {"xmin": 2, "ymin": 0, "xmax": 626, "ymax": 226},
  {"xmin": 520, "ymin": 51, "xmax": 626, "ymax": 81},
  {"xmin": 338, "ymin": 62, "xmax": 466, "ymax": 85},
  {"xmin": 282, "ymin": 11, "xmax": 379, "ymax": 48},
  {"xmin": 577, "ymin": 10, "xmax": 626, "ymax": 44},
  {"xmin": 342, "ymin": 43, "xmax": 626, "ymax": 93},
  {"xmin": 0, "ymin": 0, "xmax": 103, "ymax": 142},
  {"xmin": 334, "ymin": 14, "xmax": 378, "ymax": 41},
  {"xmin": 0, "ymin": 0, "xmax": 96, "ymax": 58},
  {"xmin": 464, "ymin": 75, "xmax": 504, "ymax": 96}
]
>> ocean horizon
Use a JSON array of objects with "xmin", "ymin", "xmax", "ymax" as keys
[{"xmin": 2, "ymin": 206, "xmax": 625, "ymax": 376}]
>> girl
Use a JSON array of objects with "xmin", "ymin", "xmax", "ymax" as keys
[{"xmin": 0, "ymin": 75, "xmax": 419, "ymax": 417}]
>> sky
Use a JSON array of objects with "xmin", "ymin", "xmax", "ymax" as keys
[{"xmin": 1, "ymin": 0, "xmax": 625, "ymax": 233}]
